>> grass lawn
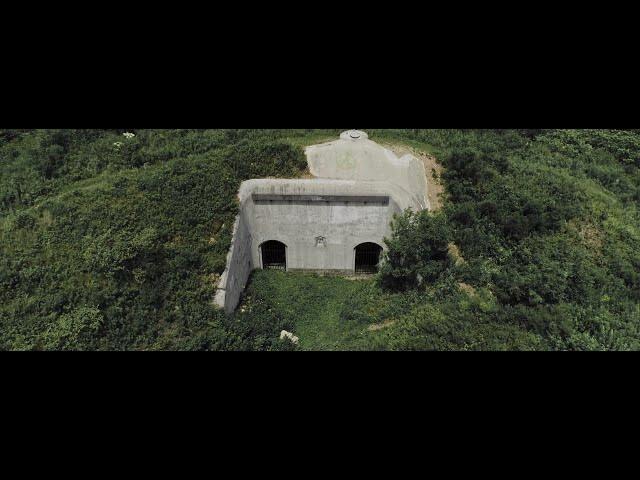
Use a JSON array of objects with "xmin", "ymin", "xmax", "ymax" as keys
[{"xmin": 235, "ymin": 270, "xmax": 399, "ymax": 350}]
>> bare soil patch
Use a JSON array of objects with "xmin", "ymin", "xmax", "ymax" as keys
[
  {"xmin": 458, "ymin": 282, "xmax": 477, "ymax": 297},
  {"xmin": 567, "ymin": 219, "xmax": 604, "ymax": 252},
  {"xmin": 300, "ymin": 167, "xmax": 316, "ymax": 179},
  {"xmin": 447, "ymin": 242, "xmax": 466, "ymax": 266},
  {"xmin": 381, "ymin": 142, "xmax": 445, "ymax": 211},
  {"xmin": 367, "ymin": 319, "xmax": 397, "ymax": 332}
]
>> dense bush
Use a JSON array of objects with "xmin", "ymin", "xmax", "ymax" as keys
[
  {"xmin": 367, "ymin": 129, "xmax": 640, "ymax": 350},
  {"xmin": 380, "ymin": 210, "xmax": 452, "ymax": 290},
  {"xmin": 0, "ymin": 129, "xmax": 310, "ymax": 350}
]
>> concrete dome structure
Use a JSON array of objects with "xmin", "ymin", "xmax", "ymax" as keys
[
  {"xmin": 215, "ymin": 131, "xmax": 430, "ymax": 313},
  {"xmin": 306, "ymin": 132, "xmax": 429, "ymax": 210}
]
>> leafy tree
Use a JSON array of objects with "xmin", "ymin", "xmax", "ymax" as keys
[{"xmin": 380, "ymin": 210, "xmax": 452, "ymax": 290}]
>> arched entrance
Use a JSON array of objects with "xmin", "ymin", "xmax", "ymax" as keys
[
  {"xmin": 354, "ymin": 242, "xmax": 382, "ymax": 274},
  {"xmin": 261, "ymin": 240, "xmax": 287, "ymax": 270}
]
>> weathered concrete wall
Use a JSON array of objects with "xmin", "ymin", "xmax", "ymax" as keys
[
  {"xmin": 241, "ymin": 179, "xmax": 409, "ymax": 273},
  {"xmin": 214, "ymin": 213, "xmax": 253, "ymax": 314},
  {"xmin": 249, "ymin": 200, "xmax": 392, "ymax": 271}
]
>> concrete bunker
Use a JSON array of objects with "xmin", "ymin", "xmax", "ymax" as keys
[{"xmin": 214, "ymin": 130, "xmax": 430, "ymax": 313}]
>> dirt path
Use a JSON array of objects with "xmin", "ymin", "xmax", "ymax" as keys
[
  {"xmin": 380, "ymin": 142, "xmax": 445, "ymax": 211},
  {"xmin": 367, "ymin": 319, "xmax": 396, "ymax": 332}
]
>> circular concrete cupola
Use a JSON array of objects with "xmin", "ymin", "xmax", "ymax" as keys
[{"xmin": 340, "ymin": 130, "xmax": 369, "ymax": 141}]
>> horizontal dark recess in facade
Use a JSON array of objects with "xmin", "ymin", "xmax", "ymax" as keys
[{"xmin": 252, "ymin": 194, "xmax": 390, "ymax": 205}]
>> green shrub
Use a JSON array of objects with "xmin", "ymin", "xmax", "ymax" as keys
[
  {"xmin": 380, "ymin": 210, "xmax": 452, "ymax": 290},
  {"xmin": 42, "ymin": 306, "xmax": 103, "ymax": 351}
]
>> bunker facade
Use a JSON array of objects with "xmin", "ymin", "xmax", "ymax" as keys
[{"xmin": 215, "ymin": 131, "xmax": 430, "ymax": 313}]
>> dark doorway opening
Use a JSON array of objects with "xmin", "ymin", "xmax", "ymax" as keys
[
  {"xmin": 355, "ymin": 242, "xmax": 382, "ymax": 274},
  {"xmin": 261, "ymin": 241, "xmax": 286, "ymax": 270}
]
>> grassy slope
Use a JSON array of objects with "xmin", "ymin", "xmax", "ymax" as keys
[
  {"xmin": 0, "ymin": 129, "xmax": 331, "ymax": 350},
  {"xmin": 2, "ymin": 129, "xmax": 639, "ymax": 350}
]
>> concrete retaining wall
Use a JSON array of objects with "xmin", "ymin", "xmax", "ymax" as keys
[{"xmin": 214, "ymin": 213, "xmax": 253, "ymax": 313}]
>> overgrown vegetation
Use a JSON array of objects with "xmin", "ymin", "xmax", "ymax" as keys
[
  {"xmin": 1, "ymin": 129, "xmax": 639, "ymax": 350},
  {"xmin": 373, "ymin": 129, "xmax": 640, "ymax": 350},
  {"xmin": 0, "ymin": 129, "xmax": 338, "ymax": 350}
]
